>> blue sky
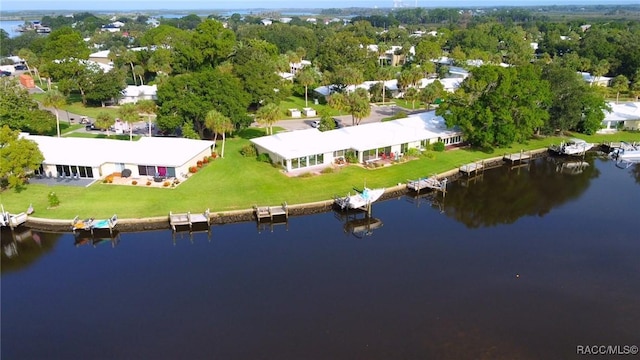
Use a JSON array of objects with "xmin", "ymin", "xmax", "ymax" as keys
[{"xmin": 2, "ymin": 0, "xmax": 638, "ymax": 11}]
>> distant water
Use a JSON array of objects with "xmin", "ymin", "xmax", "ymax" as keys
[{"xmin": 0, "ymin": 20, "xmax": 25, "ymax": 38}]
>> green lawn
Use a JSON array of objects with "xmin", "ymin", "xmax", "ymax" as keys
[
  {"xmin": 2, "ymin": 130, "xmax": 639, "ymax": 220},
  {"xmin": 277, "ymin": 96, "xmax": 344, "ymax": 118},
  {"xmin": 32, "ymin": 92, "xmax": 120, "ymax": 119}
]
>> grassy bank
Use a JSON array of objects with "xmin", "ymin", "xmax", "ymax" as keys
[{"xmin": 1, "ymin": 130, "xmax": 638, "ymax": 220}]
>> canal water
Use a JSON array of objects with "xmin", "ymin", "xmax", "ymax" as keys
[{"xmin": 2, "ymin": 155, "xmax": 639, "ymax": 359}]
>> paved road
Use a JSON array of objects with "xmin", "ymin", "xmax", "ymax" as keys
[{"xmin": 273, "ymin": 104, "xmax": 421, "ymax": 131}]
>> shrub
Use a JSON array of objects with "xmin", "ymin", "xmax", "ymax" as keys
[
  {"xmin": 197, "ymin": 160, "xmax": 203, "ymax": 168},
  {"xmin": 146, "ymin": 181, "xmax": 152, "ymax": 186},
  {"xmin": 47, "ymin": 192, "xmax": 60, "ymax": 208},
  {"xmin": 298, "ymin": 172, "xmax": 313, "ymax": 178},
  {"xmin": 211, "ymin": 152, "xmax": 218, "ymax": 159},
  {"xmin": 345, "ymin": 151, "xmax": 358, "ymax": 164},
  {"xmin": 131, "ymin": 180, "xmax": 138, "ymax": 185},
  {"xmin": 241, "ymin": 144, "xmax": 257, "ymax": 157},
  {"xmin": 321, "ymin": 167, "xmax": 335, "ymax": 174},
  {"xmin": 257, "ymin": 153, "xmax": 271, "ymax": 163},
  {"xmin": 432, "ymin": 141, "xmax": 445, "ymax": 152},
  {"xmin": 189, "ymin": 166, "xmax": 197, "ymax": 173},
  {"xmin": 202, "ymin": 156, "xmax": 209, "ymax": 164},
  {"xmin": 405, "ymin": 148, "xmax": 421, "ymax": 157},
  {"xmin": 163, "ymin": 181, "xmax": 170, "ymax": 187}
]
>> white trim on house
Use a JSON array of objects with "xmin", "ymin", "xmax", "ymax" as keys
[
  {"xmin": 119, "ymin": 85, "xmax": 157, "ymax": 104},
  {"xmin": 601, "ymin": 101, "xmax": 640, "ymax": 131},
  {"xmin": 24, "ymin": 135, "xmax": 214, "ymax": 179},
  {"xmin": 250, "ymin": 111, "xmax": 463, "ymax": 172}
]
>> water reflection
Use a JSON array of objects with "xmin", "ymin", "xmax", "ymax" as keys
[
  {"xmin": 0, "ymin": 228, "xmax": 60, "ymax": 273},
  {"xmin": 438, "ymin": 156, "xmax": 600, "ymax": 228},
  {"xmin": 334, "ymin": 208, "xmax": 384, "ymax": 238}
]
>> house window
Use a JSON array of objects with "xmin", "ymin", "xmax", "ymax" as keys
[
  {"xmin": 292, "ymin": 158, "xmax": 299, "ymax": 169},
  {"xmin": 363, "ymin": 149, "xmax": 376, "ymax": 161},
  {"xmin": 421, "ymin": 139, "xmax": 430, "ymax": 148},
  {"xmin": 401, "ymin": 143, "xmax": 409, "ymax": 153},
  {"xmin": 333, "ymin": 149, "xmax": 346, "ymax": 158},
  {"xmin": 317, "ymin": 153, "xmax": 324, "ymax": 164},
  {"xmin": 309, "ymin": 154, "xmax": 317, "ymax": 166},
  {"xmin": 299, "ymin": 156, "xmax": 307, "ymax": 168}
]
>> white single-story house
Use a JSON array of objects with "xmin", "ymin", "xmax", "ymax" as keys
[
  {"xmin": 250, "ymin": 111, "xmax": 463, "ymax": 173},
  {"xmin": 314, "ymin": 76, "xmax": 463, "ymax": 100},
  {"xmin": 119, "ymin": 85, "xmax": 157, "ymax": 104},
  {"xmin": 89, "ymin": 50, "xmax": 111, "ymax": 64},
  {"xmin": 24, "ymin": 135, "xmax": 214, "ymax": 180},
  {"xmin": 579, "ymin": 72, "xmax": 612, "ymax": 87},
  {"xmin": 600, "ymin": 101, "xmax": 640, "ymax": 131}
]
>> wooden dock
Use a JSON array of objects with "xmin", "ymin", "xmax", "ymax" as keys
[
  {"xmin": 254, "ymin": 203, "xmax": 289, "ymax": 233},
  {"xmin": 459, "ymin": 161, "xmax": 484, "ymax": 176},
  {"xmin": 503, "ymin": 150, "xmax": 531, "ymax": 163},
  {"xmin": 169, "ymin": 209, "xmax": 210, "ymax": 231},
  {"xmin": 407, "ymin": 176, "xmax": 447, "ymax": 195}
]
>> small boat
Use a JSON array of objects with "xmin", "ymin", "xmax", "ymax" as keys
[
  {"xmin": 610, "ymin": 142, "xmax": 640, "ymax": 162},
  {"xmin": 91, "ymin": 215, "xmax": 118, "ymax": 231},
  {"xmin": 1, "ymin": 206, "xmax": 28, "ymax": 229},
  {"xmin": 335, "ymin": 188, "xmax": 385, "ymax": 210},
  {"xmin": 549, "ymin": 138, "xmax": 594, "ymax": 156},
  {"xmin": 71, "ymin": 216, "xmax": 94, "ymax": 232}
]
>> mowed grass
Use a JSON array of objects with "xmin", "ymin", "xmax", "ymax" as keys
[
  {"xmin": 1, "ymin": 129, "xmax": 638, "ymax": 220},
  {"xmin": 32, "ymin": 92, "xmax": 121, "ymax": 119}
]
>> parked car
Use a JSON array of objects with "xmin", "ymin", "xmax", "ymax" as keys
[
  {"xmin": 0, "ymin": 70, "xmax": 11, "ymax": 77},
  {"xmin": 14, "ymin": 64, "xmax": 27, "ymax": 71},
  {"xmin": 310, "ymin": 120, "xmax": 320, "ymax": 128}
]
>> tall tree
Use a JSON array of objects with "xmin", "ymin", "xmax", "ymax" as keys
[
  {"xmin": 118, "ymin": 103, "xmax": 139, "ymax": 141},
  {"xmin": 156, "ymin": 68, "xmax": 251, "ymax": 136},
  {"xmin": 420, "ymin": 80, "xmax": 445, "ymax": 110},
  {"xmin": 404, "ymin": 87, "xmax": 419, "ymax": 109},
  {"xmin": 204, "ymin": 109, "xmax": 233, "ymax": 157},
  {"xmin": 295, "ymin": 66, "xmax": 318, "ymax": 108},
  {"xmin": 437, "ymin": 65, "xmax": 551, "ymax": 148},
  {"xmin": 542, "ymin": 64, "xmax": 609, "ymax": 135},
  {"xmin": 95, "ymin": 111, "xmax": 115, "ymax": 137},
  {"xmin": 136, "ymin": 100, "xmax": 157, "ymax": 137},
  {"xmin": 41, "ymin": 90, "xmax": 66, "ymax": 138},
  {"xmin": 0, "ymin": 78, "xmax": 56, "ymax": 135},
  {"xmin": 329, "ymin": 88, "xmax": 371, "ymax": 126},
  {"xmin": 255, "ymin": 103, "xmax": 281, "ymax": 135},
  {"xmin": 0, "ymin": 125, "xmax": 44, "ymax": 190},
  {"xmin": 610, "ymin": 75, "xmax": 629, "ymax": 104},
  {"xmin": 40, "ymin": 27, "xmax": 90, "ymax": 62}
]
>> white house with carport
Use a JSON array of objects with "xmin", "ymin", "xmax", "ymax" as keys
[
  {"xmin": 250, "ymin": 111, "xmax": 463, "ymax": 173},
  {"xmin": 600, "ymin": 101, "xmax": 640, "ymax": 132},
  {"xmin": 23, "ymin": 135, "xmax": 214, "ymax": 181}
]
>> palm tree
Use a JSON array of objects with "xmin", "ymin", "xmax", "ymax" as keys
[
  {"xmin": 42, "ymin": 90, "xmax": 66, "ymax": 137},
  {"xmin": 118, "ymin": 103, "xmax": 139, "ymax": 141},
  {"xmin": 376, "ymin": 66, "xmax": 395, "ymax": 104},
  {"xmin": 256, "ymin": 103, "xmax": 281, "ymax": 135},
  {"xmin": 136, "ymin": 100, "xmax": 157, "ymax": 137},
  {"xmin": 121, "ymin": 50, "xmax": 138, "ymax": 86},
  {"xmin": 205, "ymin": 109, "xmax": 234, "ymax": 158},
  {"xmin": 295, "ymin": 67, "xmax": 318, "ymax": 107}
]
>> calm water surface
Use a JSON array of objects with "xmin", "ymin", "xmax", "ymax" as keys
[{"xmin": 2, "ymin": 155, "xmax": 639, "ymax": 359}]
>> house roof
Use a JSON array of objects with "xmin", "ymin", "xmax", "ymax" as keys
[
  {"xmin": 604, "ymin": 102, "xmax": 640, "ymax": 121},
  {"xmin": 121, "ymin": 85, "xmax": 157, "ymax": 97},
  {"xmin": 24, "ymin": 135, "xmax": 214, "ymax": 168},
  {"xmin": 250, "ymin": 111, "xmax": 460, "ymax": 160}
]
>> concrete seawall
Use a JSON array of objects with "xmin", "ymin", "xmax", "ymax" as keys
[{"xmin": 23, "ymin": 148, "xmax": 551, "ymax": 233}]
